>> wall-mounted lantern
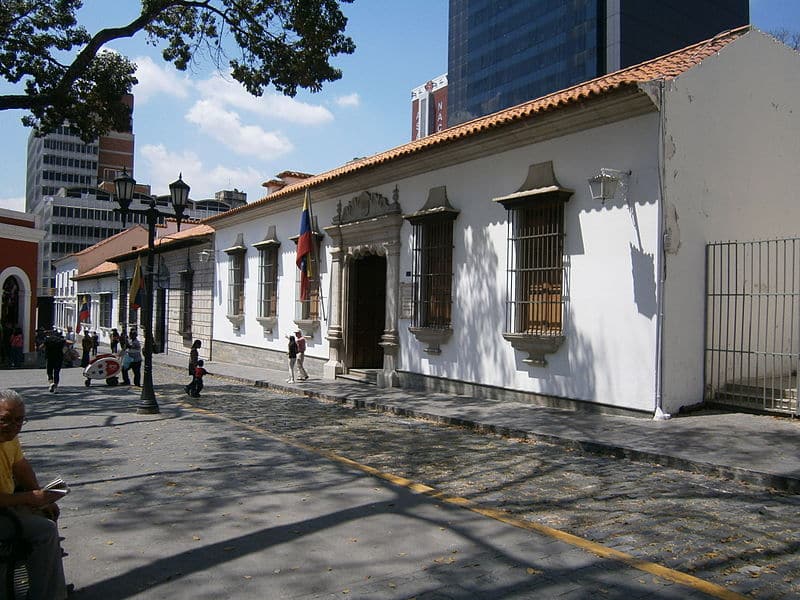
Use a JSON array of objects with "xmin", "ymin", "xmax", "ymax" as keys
[{"xmin": 588, "ymin": 168, "xmax": 631, "ymax": 203}]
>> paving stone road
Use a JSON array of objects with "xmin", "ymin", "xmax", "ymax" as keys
[{"xmin": 171, "ymin": 369, "xmax": 800, "ymax": 600}]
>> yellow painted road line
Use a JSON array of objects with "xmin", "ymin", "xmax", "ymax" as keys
[{"xmin": 181, "ymin": 402, "xmax": 748, "ymax": 600}]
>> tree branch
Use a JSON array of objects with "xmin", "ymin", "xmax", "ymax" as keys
[
  {"xmin": 0, "ymin": 94, "xmax": 43, "ymax": 111},
  {"xmin": 52, "ymin": 7, "xmax": 164, "ymax": 99}
]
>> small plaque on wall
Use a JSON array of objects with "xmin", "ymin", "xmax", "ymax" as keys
[{"xmin": 400, "ymin": 282, "xmax": 413, "ymax": 319}]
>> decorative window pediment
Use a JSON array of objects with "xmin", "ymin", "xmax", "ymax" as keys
[
  {"xmin": 493, "ymin": 161, "xmax": 574, "ymax": 210},
  {"xmin": 223, "ymin": 232, "xmax": 247, "ymax": 255}
]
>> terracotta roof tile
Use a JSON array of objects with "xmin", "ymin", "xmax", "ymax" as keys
[
  {"xmin": 72, "ymin": 261, "xmax": 117, "ymax": 280},
  {"xmin": 206, "ymin": 25, "xmax": 748, "ymax": 224},
  {"xmin": 110, "ymin": 224, "xmax": 215, "ymax": 261},
  {"xmin": 72, "ymin": 225, "xmax": 147, "ymax": 256}
]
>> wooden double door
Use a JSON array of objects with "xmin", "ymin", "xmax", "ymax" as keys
[{"xmin": 347, "ymin": 255, "xmax": 386, "ymax": 369}]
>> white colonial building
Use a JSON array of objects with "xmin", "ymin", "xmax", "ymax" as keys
[{"xmin": 199, "ymin": 28, "xmax": 800, "ymax": 417}]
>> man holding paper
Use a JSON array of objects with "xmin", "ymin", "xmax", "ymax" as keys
[{"xmin": 0, "ymin": 389, "xmax": 68, "ymax": 599}]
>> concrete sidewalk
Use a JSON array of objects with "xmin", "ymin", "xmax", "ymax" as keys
[{"xmin": 157, "ymin": 351, "xmax": 800, "ymax": 493}]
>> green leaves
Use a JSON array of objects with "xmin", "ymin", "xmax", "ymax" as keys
[{"xmin": 1, "ymin": 0, "xmax": 356, "ymax": 139}]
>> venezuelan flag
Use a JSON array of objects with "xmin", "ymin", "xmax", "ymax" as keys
[
  {"xmin": 296, "ymin": 190, "xmax": 313, "ymax": 301},
  {"xmin": 77, "ymin": 297, "xmax": 89, "ymax": 333},
  {"xmin": 129, "ymin": 257, "xmax": 145, "ymax": 310}
]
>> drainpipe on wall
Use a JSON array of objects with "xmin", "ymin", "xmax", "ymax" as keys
[{"xmin": 653, "ymin": 78, "xmax": 671, "ymax": 421}]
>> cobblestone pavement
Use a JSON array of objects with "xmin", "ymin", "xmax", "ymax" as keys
[{"xmin": 161, "ymin": 368, "xmax": 800, "ymax": 599}]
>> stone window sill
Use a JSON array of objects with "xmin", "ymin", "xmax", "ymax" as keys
[
  {"xmin": 256, "ymin": 316, "xmax": 277, "ymax": 334},
  {"xmin": 226, "ymin": 313, "xmax": 244, "ymax": 330},
  {"xmin": 409, "ymin": 326, "xmax": 453, "ymax": 354},
  {"xmin": 502, "ymin": 332, "xmax": 564, "ymax": 367},
  {"xmin": 293, "ymin": 319, "xmax": 319, "ymax": 339}
]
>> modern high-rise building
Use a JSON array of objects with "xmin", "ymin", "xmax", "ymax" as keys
[
  {"xmin": 25, "ymin": 93, "xmax": 244, "ymax": 297},
  {"xmin": 446, "ymin": 0, "xmax": 749, "ymax": 126},
  {"xmin": 25, "ymin": 95, "xmax": 135, "ymax": 296},
  {"xmin": 26, "ymin": 95, "xmax": 135, "ymax": 216}
]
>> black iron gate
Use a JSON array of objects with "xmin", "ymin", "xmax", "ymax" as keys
[{"xmin": 705, "ymin": 238, "xmax": 800, "ymax": 415}]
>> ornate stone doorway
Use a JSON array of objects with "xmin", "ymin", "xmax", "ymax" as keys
[
  {"xmin": 324, "ymin": 189, "xmax": 403, "ymax": 387},
  {"xmin": 346, "ymin": 254, "xmax": 386, "ymax": 369}
]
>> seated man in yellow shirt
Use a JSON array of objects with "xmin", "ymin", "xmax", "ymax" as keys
[{"xmin": 0, "ymin": 389, "xmax": 68, "ymax": 599}]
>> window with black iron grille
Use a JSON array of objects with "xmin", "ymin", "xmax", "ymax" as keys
[
  {"xmin": 404, "ymin": 186, "xmax": 460, "ymax": 354},
  {"xmin": 258, "ymin": 245, "xmax": 279, "ymax": 318},
  {"xmin": 411, "ymin": 219, "xmax": 454, "ymax": 328},
  {"xmin": 118, "ymin": 277, "xmax": 138, "ymax": 325},
  {"xmin": 228, "ymin": 252, "xmax": 245, "ymax": 316},
  {"xmin": 179, "ymin": 270, "xmax": 193, "ymax": 335},
  {"xmin": 506, "ymin": 198, "xmax": 564, "ymax": 335},
  {"xmin": 118, "ymin": 278, "xmax": 127, "ymax": 324},
  {"xmin": 99, "ymin": 294, "xmax": 112, "ymax": 328}
]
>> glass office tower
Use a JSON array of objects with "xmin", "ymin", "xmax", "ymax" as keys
[{"xmin": 447, "ymin": 0, "xmax": 749, "ymax": 126}]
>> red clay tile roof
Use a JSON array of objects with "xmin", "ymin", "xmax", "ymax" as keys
[
  {"xmin": 108, "ymin": 224, "xmax": 215, "ymax": 262},
  {"xmin": 72, "ymin": 225, "xmax": 147, "ymax": 256},
  {"xmin": 72, "ymin": 261, "xmax": 117, "ymax": 280},
  {"xmin": 206, "ymin": 25, "xmax": 749, "ymax": 224},
  {"xmin": 276, "ymin": 170, "xmax": 314, "ymax": 179}
]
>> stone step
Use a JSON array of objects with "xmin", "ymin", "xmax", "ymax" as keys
[{"xmin": 337, "ymin": 369, "xmax": 379, "ymax": 385}]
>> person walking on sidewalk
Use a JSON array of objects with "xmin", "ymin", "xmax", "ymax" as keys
[
  {"xmin": 110, "ymin": 328, "xmax": 120, "ymax": 354},
  {"xmin": 0, "ymin": 389, "xmax": 69, "ymax": 600},
  {"xmin": 35, "ymin": 327, "xmax": 46, "ymax": 368},
  {"xmin": 188, "ymin": 339, "xmax": 201, "ymax": 376},
  {"xmin": 286, "ymin": 335, "xmax": 298, "ymax": 384},
  {"xmin": 121, "ymin": 330, "xmax": 142, "ymax": 386},
  {"xmin": 294, "ymin": 330, "xmax": 308, "ymax": 381},
  {"xmin": 41, "ymin": 331, "xmax": 66, "ymax": 393},
  {"xmin": 80, "ymin": 331, "xmax": 92, "ymax": 368}
]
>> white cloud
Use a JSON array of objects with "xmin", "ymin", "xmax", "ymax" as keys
[
  {"xmin": 335, "ymin": 93, "xmax": 361, "ymax": 108},
  {"xmin": 132, "ymin": 56, "xmax": 191, "ymax": 104},
  {"xmin": 195, "ymin": 74, "xmax": 333, "ymax": 125},
  {"xmin": 139, "ymin": 144, "xmax": 264, "ymax": 201},
  {"xmin": 186, "ymin": 99, "xmax": 293, "ymax": 158},
  {"xmin": 0, "ymin": 196, "xmax": 25, "ymax": 212}
]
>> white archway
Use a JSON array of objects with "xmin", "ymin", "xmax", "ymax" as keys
[{"xmin": 0, "ymin": 266, "xmax": 34, "ymax": 352}]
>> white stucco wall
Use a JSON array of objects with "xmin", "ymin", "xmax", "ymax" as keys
[
  {"xmin": 661, "ymin": 31, "xmax": 800, "ymax": 413},
  {"xmin": 213, "ymin": 111, "xmax": 662, "ymax": 411},
  {"xmin": 394, "ymin": 115, "xmax": 661, "ymax": 412},
  {"xmin": 212, "ymin": 199, "xmax": 342, "ymax": 359}
]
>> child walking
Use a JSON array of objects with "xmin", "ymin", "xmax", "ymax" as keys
[{"xmin": 185, "ymin": 359, "xmax": 208, "ymax": 398}]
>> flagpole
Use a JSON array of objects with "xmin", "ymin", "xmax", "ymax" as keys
[{"xmin": 306, "ymin": 189, "xmax": 327, "ymax": 322}]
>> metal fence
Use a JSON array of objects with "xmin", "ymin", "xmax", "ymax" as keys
[{"xmin": 705, "ymin": 238, "xmax": 800, "ymax": 415}]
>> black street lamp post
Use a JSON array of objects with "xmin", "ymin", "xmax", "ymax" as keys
[{"xmin": 114, "ymin": 169, "xmax": 190, "ymax": 414}]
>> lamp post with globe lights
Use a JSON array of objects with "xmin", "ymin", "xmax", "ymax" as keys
[{"xmin": 113, "ymin": 169, "xmax": 190, "ymax": 414}]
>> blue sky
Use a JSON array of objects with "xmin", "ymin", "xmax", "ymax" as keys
[{"xmin": 0, "ymin": 1, "xmax": 796, "ymax": 212}]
